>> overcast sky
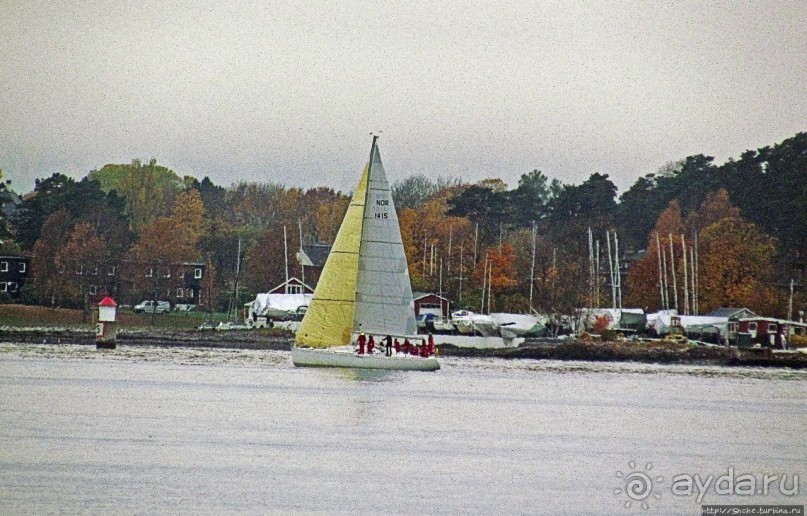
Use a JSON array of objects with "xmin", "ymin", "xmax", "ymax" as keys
[{"xmin": 1, "ymin": 1, "xmax": 805, "ymax": 196}]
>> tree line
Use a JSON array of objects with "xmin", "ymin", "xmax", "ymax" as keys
[{"xmin": 1, "ymin": 131, "xmax": 805, "ymax": 319}]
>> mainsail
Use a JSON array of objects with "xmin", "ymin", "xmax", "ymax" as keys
[
  {"xmin": 296, "ymin": 137, "xmax": 416, "ymax": 348},
  {"xmin": 355, "ymin": 139, "xmax": 417, "ymax": 337}
]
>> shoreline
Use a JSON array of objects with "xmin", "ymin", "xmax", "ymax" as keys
[
  {"xmin": 0, "ymin": 327, "xmax": 292, "ymax": 351},
  {"xmin": 2, "ymin": 327, "xmax": 806, "ymax": 369}
]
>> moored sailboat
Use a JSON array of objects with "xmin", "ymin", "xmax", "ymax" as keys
[{"xmin": 291, "ymin": 137, "xmax": 439, "ymax": 371}]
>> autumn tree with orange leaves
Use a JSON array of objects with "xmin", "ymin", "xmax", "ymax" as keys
[
  {"xmin": 54, "ymin": 222, "xmax": 107, "ymax": 318},
  {"xmin": 689, "ymin": 189, "xmax": 739, "ymax": 231},
  {"xmin": 698, "ymin": 216, "xmax": 778, "ymax": 314},
  {"xmin": 626, "ymin": 193, "xmax": 782, "ymax": 315},
  {"xmin": 128, "ymin": 190, "xmax": 203, "ymax": 305},
  {"xmin": 171, "ymin": 188, "xmax": 205, "ymax": 250},
  {"xmin": 470, "ymin": 244, "xmax": 519, "ymax": 312}
]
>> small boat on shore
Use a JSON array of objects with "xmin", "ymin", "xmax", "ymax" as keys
[
  {"xmin": 451, "ymin": 310, "xmax": 476, "ymax": 335},
  {"xmin": 496, "ymin": 313, "xmax": 549, "ymax": 339}
]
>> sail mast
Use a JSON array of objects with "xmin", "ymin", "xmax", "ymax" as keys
[
  {"xmin": 447, "ymin": 225, "xmax": 453, "ymax": 277},
  {"xmin": 656, "ymin": 232, "xmax": 664, "ymax": 309},
  {"xmin": 529, "ymin": 222, "xmax": 536, "ymax": 312},
  {"xmin": 607, "ymin": 231, "xmax": 615, "ymax": 309},
  {"xmin": 682, "ymin": 234, "xmax": 689, "ymax": 315},
  {"xmin": 480, "ymin": 253, "xmax": 487, "ymax": 313},
  {"xmin": 487, "ymin": 254, "xmax": 493, "ymax": 314},
  {"xmin": 614, "ymin": 232, "xmax": 622, "ymax": 309},
  {"xmin": 299, "ymin": 219, "xmax": 305, "ymax": 287},
  {"xmin": 669, "ymin": 234, "xmax": 677, "ymax": 312},
  {"xmin": 458, "ymin": 245, "xmax": 464, "ymax": 305},
  {"xmin": 284, "ymin": 225, "xmax": 289, "ymax": 293}
]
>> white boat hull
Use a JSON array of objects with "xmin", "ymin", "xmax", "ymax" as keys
[
  {"xmin": 473, "ymin": 320, "xmax": 499, "ymax": 337},
  {"xmin": 433, "ymin": 319, "xmax": 456, "ymax": 333},
  {"xmin": 432, "ymin": 334, "xmax": 524, "ymax": 349},
  {"xmin": 453, "ymin": 320, "xmax": 476, "ymax": 335},
  {"xmin": 292, "ymin": 347, "xmax": 440, "ymax": 371}
]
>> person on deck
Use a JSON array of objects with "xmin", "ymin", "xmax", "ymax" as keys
[
  {"xmin": 385, "ymin": 335, "xmax": 393, "ymax": 357},
  {"xmin": 367, "ymin": 335, "xmax": 375, "ymax": 354},
  {"xmin": 394, "ymin": 338, "xmax": 401, "ymax": 354},
  {"xmin": 403, "ymin": 338, "xmax": 411, "ymax": 354},
  {"xmin": 357, "ymin": 332, "xmax": 366, "ymax": 355},
  {"xmin": 428, "ymin": 333, "xmax": 435, "ymax": 355},
  {"xmin": 420, "ymin": 338, "xmax": 429, "ymax": 357}
]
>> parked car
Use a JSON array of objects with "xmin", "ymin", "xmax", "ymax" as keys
[
  {"xmin": 197, "ymin": 320, "xmax": 218, "ymax": 331},
  {"xmin": 174, "ymin": 303, "xmax": 196, "ymax": 312},
  {"xmin": 133, "ymin": 300, "xmax": 171, "ymax": 314},
  {"xmin": 216, "ymin": 321, "xmax": 251, "ymax": 331}
]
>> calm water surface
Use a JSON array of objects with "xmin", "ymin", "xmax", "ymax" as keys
[{"xmin": 1, "ymin": 343, "xmax": 805, "ymax": 515}]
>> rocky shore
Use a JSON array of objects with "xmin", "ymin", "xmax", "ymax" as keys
[
  {"xmin": 439, "ymin": 338, "xmax": 807, "ymax": 369},
  {"xmin": 2, "ymin": 327, "xmax": 806, "ymax": 369}
]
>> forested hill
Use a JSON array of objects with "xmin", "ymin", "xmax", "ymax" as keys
[{"xmin": 3, "ymin": 131, "xmax": 805, "ymax": 318}]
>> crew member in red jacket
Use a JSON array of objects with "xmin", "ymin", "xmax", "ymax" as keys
[{"xmin": 357, "ymin": 332, "xmax": 366, "ymax": 355}]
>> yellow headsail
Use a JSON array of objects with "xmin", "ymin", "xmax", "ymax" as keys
[{"xmin": 295, "ymin": 163, "xmax": 369, "ymax": 348}]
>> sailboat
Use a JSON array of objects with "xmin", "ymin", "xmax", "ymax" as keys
[{"xmin": 292, "ymin": 136, "xmax": 440, "ymax": 371}]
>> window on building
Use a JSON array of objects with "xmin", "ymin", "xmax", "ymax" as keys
[
  {"xmin": 76, "ymin": 265, "xmax": 83, "ymax": 275},
  {"xmin": 19, "ymin": 262, "xmax": 26, "ymax": 273},
  {"xmin": 194, "ymin": 268, "xmax": 202, "ymax": 279},
  {"xmin": 146, "ymin": 268, "xmax": 153, "ymax": 278},
  {"xmin": 748, "ymin": 322, "xmax": 758, "ymax": 331},
  {"xmin": 8, "ymin": 282, "xmax": 18, "ymax": 293},
  {"xmin": 186, "ymin": 288, "xmax": 194, "ymax": 298},
  {"xmin": 288, "ymin": 284, "xmax": 302, "ymax": 294},
  {"xmin": 177, "ymin": 288, "xmax": 184, "ymax": 298},
  {"xmin": 108, "ymin": 266, "xmax": 116, "ymax": 276},
  {"xmin": 88, "ymin": 285, "xmax": 97, "ymax": 295},
  {"xmin": 729, "ymin": 322, "xmax": 738, "ymax": 333},
  {"xmin": 768, "ymin": 323, "xmax": 777, "ymax": 333},
  {"xmin": 1, "ymin": 261, "xmax": 8, "ymax": 272}
]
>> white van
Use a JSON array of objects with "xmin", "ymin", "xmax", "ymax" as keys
[{"xmin": 133, "ymin": 300, "xmax": 171, "ymax": 314}]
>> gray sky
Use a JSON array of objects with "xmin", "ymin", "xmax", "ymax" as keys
[{"xmin": 1, "ymin": 1, "xmax": 805, "ymax": 196}]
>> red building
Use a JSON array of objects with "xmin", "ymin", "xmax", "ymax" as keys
[
  {"xmin": 731, "ymin": 317, "xmax": 807, "ymax": 348},
  {"xmin": 413, "ymin": 292, "xmax": 449, "ymax": 318}
]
